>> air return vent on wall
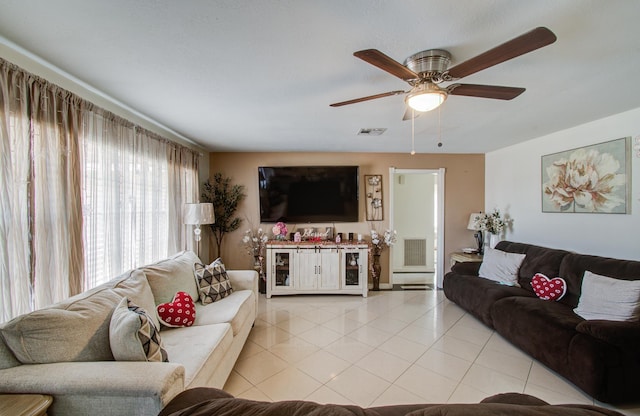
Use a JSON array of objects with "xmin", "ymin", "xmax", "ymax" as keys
[
  {"xmin": 357, "ymin": 128, "xmax": 387, "ymax": 136},
  {"xmin": 404, "ymin": 239, "xmax": 427, "ymax": 266}
]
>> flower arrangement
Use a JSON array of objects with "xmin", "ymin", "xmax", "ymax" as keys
[
  {"xmin": 241, "ymin": 228, "xmax": 269, "ymax": 257},
  {"xmin": 271, "ymin": 221, "xmax": 288, "ymax": 240},
  {"xmin": 370, "ymin": 229, "xmax": 397, "ymax": 255},
  {"xmin": 473, "ymin": 209, "xmax": 509, "ymax": 235}
]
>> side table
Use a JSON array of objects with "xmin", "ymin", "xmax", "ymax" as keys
[
  {"xmin": 450, "ymin": 252, "xmax": 483, "ymax": 267},
  {"xmin": 0, "ymin": 394, "xmax": 52, "ymax": 416}
]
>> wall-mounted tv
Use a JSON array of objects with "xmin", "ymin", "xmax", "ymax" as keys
[{"xmin": 258, "ymin": 166, "xmax": 359, "ymax": 223}]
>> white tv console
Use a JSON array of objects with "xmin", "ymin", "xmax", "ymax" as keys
[{"xmin": 265, "ymin": 242, "xmax": 369, "ymax": 298}]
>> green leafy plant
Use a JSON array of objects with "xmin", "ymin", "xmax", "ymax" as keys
[{"xmin": 201, "ymin": 172, "xmax": 246, "ymax": 257}]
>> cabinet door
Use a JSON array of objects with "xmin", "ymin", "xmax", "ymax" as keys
[
  {"xmin": 296, "ymin": 249, "xmax": 318, "ymax": 290},
  {"xmin": 268, "ymin": 249, "xmax": 295, "ymax": 295},
  {"xmin": 342, "ymin": 249, "xmax": 365, "ymax": 289},
  {"xmin": 319, "ymin": 249, "xmax": 340, "ymax": 289}
]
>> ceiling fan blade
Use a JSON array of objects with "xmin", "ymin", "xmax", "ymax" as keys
[
  {"xmin": 446, "ymin": 27, "xmax": 557, "ymax": 79},
  {"xmin": 354, "ymin": 49, "xmax": 419, "ymax": 81},
  {"xmin": 402, "ymin": 106, "xmax": 422, "ymax": 121},
  {"xmin": 447, "ymin": 84, "xmax": 525, "ymax": 100},
  {"xmin": 330, "ymin": 90, "xmax": 406, "ymax": 107}
]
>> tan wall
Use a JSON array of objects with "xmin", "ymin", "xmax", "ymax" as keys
[{"xmin": 207, "ymin": 152, "xmax": 484, "ymax": 285}]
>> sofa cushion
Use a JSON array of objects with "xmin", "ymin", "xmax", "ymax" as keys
[
  {"xmin": 443, "ymin": 273, "xmax": 534, "ymax": 327},
  {"xmin": 0, "ymin": 286, "xmax": 121, "ymax": 363},
  {"xmin": 194, "ymin": 290, "xmax": 255, "ymax": 335},
  {"xmin": 495, "ymin": 241, "xmax": 571, "ymax": 292},
  {"xmin": 110, "ymin": 297, "xmax": 169, "ymax": 362},
  {"xmin": 161, "ymin": 323, "xmax": 233, "ymax": 387},
  {"xmin": 143, "ymin": 251, "xmax": 201, "ymax": 305},
  {"xmin": 559, "ymin": 252, "xmax": 640, "ymax": 308},
  {"xmin": 491, "ymin": 297, "xmax": 582, "ymax": 372},
  {"xmin": 112, "ymin": 269, "xmax": 161, "ymax": 330},
  {"xmin": 478, "ymin": 247, "xmax": 526, "ymax": 286},
  {"xmin": 194, "ymin": 258, "xmax": 234, "ymax": 304},
  {"xmin": 574, "ymin": 271, "xmax": 640, "ymax": 321},
  {"xmin": 158, "ymin": 291, "xmax": 196, "ymax": 327},
  {"xmin": 531, "ymin": 273, "xmax": 567, "ymax": 301}
]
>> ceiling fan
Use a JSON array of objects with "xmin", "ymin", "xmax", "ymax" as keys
[{"xmin": 330, "ymin": 27, "xmax": 557, "ymax": 120}]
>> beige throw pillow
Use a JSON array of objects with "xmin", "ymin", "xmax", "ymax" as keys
[
  {"xmin": 0, "ymin": 288, "xmax": 121, "ymax": 363},
  {"xmin": 112, "ymin": 269, "xmax": 161, "ymax": 330},
  {"xmin": 143, "ymin": 251, "xmax": 201, "ymax": 305},
  {"xmin": 574, "ymin": 271, "xmax": 640, "ymax": 321}
]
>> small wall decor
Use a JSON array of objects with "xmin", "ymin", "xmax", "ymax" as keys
[
  {"xmin": 365, "ymin": 174, "xmax": 383, "ymax": 221},
  {"xmin": 541, "ymin": 137, "xmax": 631, "ymax": 213}
]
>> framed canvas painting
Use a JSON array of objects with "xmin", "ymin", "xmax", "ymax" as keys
[{"xmin": 541, "ymin": 137, "xmax": 631, "ymax": 213}]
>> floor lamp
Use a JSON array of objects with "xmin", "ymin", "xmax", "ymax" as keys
[{"xmin": 184, "ymin": 202, "xmax": 215, "ymax": 258}]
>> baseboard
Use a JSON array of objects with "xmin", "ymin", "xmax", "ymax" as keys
[{"xmin": 368, "ymin": 283, "xmax": 393, "ymax": 290}]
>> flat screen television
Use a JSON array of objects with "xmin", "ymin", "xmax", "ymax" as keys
[{"xmin": 258, "ymin": 166, "xmax": 359, "ymax": 223}]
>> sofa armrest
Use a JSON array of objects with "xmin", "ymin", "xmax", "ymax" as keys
[
  {"xmin": 227, "ymin": 270, "xmax": 258, "ymax": 293},
  {"xmin": 576, "ymin": 320, "xmax": 640, "ymax": 348},
  {"xmin": 0, "ymin": 361, "xmax": 184, "ymax": 415},
  {"xmin": 451, "ymin": 261, "xmax": 481, "ymax": 276}
]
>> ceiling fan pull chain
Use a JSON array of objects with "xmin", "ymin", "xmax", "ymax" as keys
[
  {"xmin": 437, "ymin": 105, "xmax": 443, "ymax": 148},
  {"xmin": 411, "ymin": 108, "xmax": 416, "ymax": 155}
]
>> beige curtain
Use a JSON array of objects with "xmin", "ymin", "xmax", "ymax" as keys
[
  {"xmin": 167, "ymin": 143, "xmax": 200, "ymax": 255},
  {"xmin": 0, "ymin": 60, "xmax": 33, "ymax": 321},
  {"xmin": 0, "ymin": 59, "xmax": 84, "ymax": 315},
  {"xmin": 1, "ymin": 58, "xmax": 200, "ymax": 321}
]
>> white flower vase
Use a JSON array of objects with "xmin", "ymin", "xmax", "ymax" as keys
[{"xmin": 489, "ymin": 233, "xmax": 501, "ymax": 249}]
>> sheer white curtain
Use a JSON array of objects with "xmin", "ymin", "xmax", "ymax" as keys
[
  {"xmin": 1, "ymin": 58, "xmax": 200, "ymax": 321},
  {"xmin": 81, "ymin": 109, "xmax": 200, "ymax": 289}
]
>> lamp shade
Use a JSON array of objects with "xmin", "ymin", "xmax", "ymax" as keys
[
  {"xmin": 467, "ymin": 213, "xmax": 482, "ymax": 231},
  {"xmin": 183, "ymin": 203, "xmax": 215, "ymax": 225}
]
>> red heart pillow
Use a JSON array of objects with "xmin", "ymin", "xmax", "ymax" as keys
[
  {"xmin": 157, "ymin": 291, "xmax": 196, "ymax": 327},
  {"xmin": 531, "ymin": 273, "xmax": 567, "ymax": 301}
]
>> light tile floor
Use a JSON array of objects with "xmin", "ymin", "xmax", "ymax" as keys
[{"xmin": 224, "ymin": 290, "xmax": 640, "ymax": 415}]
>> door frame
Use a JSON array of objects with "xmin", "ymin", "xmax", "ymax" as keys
[{"xmin": 388, "ymin": 167, "xmax": 446, "ymax": 288}]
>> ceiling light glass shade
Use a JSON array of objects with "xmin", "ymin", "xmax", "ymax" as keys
[{"xmin": 406, "ymin": 83, "xmax": 447, "ymax": 112}]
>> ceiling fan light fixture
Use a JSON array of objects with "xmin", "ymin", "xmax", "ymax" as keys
[{"xmin": 406, "ymin": 83, "xmax": 447, "ymax": 112}]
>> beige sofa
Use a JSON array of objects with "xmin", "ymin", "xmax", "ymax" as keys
[{"xmin": 0, "ymin": 251, "xmax": 258, "ymax": 416}]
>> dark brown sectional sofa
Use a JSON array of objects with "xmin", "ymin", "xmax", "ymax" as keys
[
  {"xmin": 443, "ymin": 241, "xmax": 640, "ymax": 404},
  {"xmin": 159, "ymin": 387, "xmax": 625, "ymax": 416}
]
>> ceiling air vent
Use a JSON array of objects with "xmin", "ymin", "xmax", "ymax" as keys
[{"xmin": 357, "ymin": 128, "xmax": 387, "ymax": 136}]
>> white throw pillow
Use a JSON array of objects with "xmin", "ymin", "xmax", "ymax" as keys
[
  {"xmin": 478, "ymin": 247, "xmax": 526, "ymax": 286},
  {"xmin": 574, "ymin": 271, "xmax": 640, "ymax": 321}
]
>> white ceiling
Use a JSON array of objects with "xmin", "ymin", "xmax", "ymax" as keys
[{"xmin": 1, "ymin": 0, "xmax": 639, "ymax": 153}]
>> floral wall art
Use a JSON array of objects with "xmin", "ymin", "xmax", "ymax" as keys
[
  {"xmin": 365, "ymin": 175, "xmax": 383, "ymax": 221},
  {"xmin": 542, "ymin": 137, "xmax": 631, "ymax": 213}
]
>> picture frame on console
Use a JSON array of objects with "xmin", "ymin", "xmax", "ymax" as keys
[
  {"xmin": 365, "ymin": 174, "xmax": 383, "ymax": 221},
  {"xmin": 541, "ymin": 136, "xmax": 631, "ymax": 213}
]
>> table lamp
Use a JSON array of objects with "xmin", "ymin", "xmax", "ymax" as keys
[{"xmin": 467, "ymin": 212, "xmax": 484, "ymax": 255}]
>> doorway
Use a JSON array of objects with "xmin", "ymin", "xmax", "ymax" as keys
[{"xmin": 388, "ymin": 168, "xmax": 445, "ymax": 289}]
